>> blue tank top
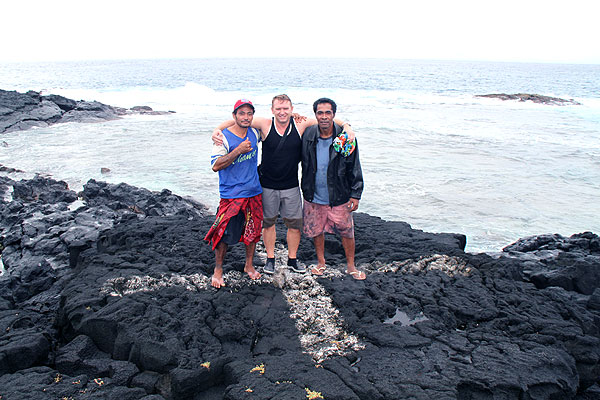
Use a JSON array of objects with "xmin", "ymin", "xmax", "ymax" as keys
[{"xmin": 215, "ymin": 127, "xmax": 262, "ymax": 199}]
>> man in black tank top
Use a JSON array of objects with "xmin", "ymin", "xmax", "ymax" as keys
[{"xmin": 212, "ymin": 94, "xmax": 354, "ymax": 275}]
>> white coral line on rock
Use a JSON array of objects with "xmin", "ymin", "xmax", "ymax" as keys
[
  {"xmin": 279, "ymin": 270, "xmax": 365, "ymax": 363},
  {"xmin": 371, "ymin": 254, "xmax": 473, "ymax": 277},
  {"xmin": 99, "ymin": 268, "xmax": 363, "ymax": 363},
  {"xmin": 99, "ymin": 252, "xmax": 470, "ymax": 363}
]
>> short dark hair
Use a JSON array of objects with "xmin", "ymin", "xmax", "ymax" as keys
[
  {"xmin": 272, "ymin": 94, "xmax": 292, "ymax": 106},
  {"xmin": 313, "ymin": 98, "xmax": 337, "ymax": 114}
]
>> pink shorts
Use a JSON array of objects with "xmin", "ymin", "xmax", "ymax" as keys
[{"xmin": 303, "ymin": 200, "xmax": 355, "ymax": 238}]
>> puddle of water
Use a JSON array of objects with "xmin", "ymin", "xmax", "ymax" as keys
[{"xmin": 384, "ymin": 309, "xmax": 429, "ymax": 326}]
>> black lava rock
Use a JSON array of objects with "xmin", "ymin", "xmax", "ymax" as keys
[
  {"xmin": 0, "ymin": 169, "xmax": 599, "ymax": 399},
  {"xmin": 0, "ymin": 89, "xmax": 176, "ymax": 133}
]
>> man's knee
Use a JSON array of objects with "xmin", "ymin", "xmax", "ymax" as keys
[
  {"xmin": 283, "ymin": 218, "xmax": 303, "ymax": 230},
  {"xmin": 339, "ymin": 229, "xmax": 355, "ymax": 239},
  {"xmin": 263, "ymin": 216, "xmax": 277, "ymax": 228},
  {"xmin": 341, "ymin": 233, "xmax": 355, "ymax": 242}
]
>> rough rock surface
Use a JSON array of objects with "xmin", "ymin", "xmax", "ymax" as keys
[
  {"xmin": 0, "ymin": 89, "xmax": 175, "ymax": 133},
  {"xmin": 1, "ymin": 168, "xmax": 599, "ymax": 399},
  {"xmin": 503, "ymin": 233, "xmax": 600, "ymax": 296},
  {"xmin": 475, "ymin": 93, "xmax": 581, "ymax": 105}
]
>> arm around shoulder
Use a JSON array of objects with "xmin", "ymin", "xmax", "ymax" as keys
[
  {"xmin": 335, "ymin": 119, "xmax": 355, "ymax": 142},
  {"xmin": 212, "ymin": 120, "xmax": 235, "ymax": 145},
  {"xmin": 251, "ymin": 116, "xmax": 271, "ymax": 140},
  {"xmin": 296, "ymin": 117, "xmax": 318, "ymax": 136}
]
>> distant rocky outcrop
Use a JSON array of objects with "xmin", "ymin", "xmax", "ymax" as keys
[
  {"xmin": 476, "ymin": 93, "xmax": 581, "ymax": 105},
  {"xmin": 0, "ymin": 167, "xmax": 599, "ymax": 399},
  {"xmin": 503, "ymin": 232, "xmax": 600, "ymax": 295},
  {"xmin": 0, "ymin": 89, "xmax": 175, "ymax": 133}
]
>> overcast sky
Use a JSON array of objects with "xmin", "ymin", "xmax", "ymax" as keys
[{"xmin": 2, "ymin": 0, "xmax": 599, "ymax": 64}]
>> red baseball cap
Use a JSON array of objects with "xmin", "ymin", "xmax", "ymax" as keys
[{"xmin": 233, "ymin": 99, "xmax": 255, "ymax": 113}]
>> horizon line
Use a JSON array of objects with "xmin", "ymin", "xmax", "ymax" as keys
[{"xmin": 2, "ymin": 56, "xmax": 599, "ymax": 66}]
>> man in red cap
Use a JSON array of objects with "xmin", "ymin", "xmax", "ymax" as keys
[{"xmin": 204, "ymin": 99, "xmax": 263, "ymax": 288}]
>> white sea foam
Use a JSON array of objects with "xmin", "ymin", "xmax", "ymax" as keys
[
  {"xmin": 44, "ymin": 83, "xmax": 220, "ymax": 112},
  {"xmin": 1, "ymin": 59, "xmax": 599, "ymax": 253}
]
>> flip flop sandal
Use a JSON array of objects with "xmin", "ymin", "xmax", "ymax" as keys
[
  {"xmin": 347, "ymin": 270, "xmax": 366, "ymax": 280},
  {"xmin": 311, "ymin": 265, "xmax": 327, "ymax": 275}
]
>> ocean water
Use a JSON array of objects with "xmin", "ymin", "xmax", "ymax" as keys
[{"xmin": 1, "ymin": 58, "xmax": 599, "ymax": 253}]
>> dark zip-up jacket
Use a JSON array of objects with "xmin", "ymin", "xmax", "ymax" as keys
[{"xmin": 301, "ymin": 123, "xmax": 363, "ymax": 206}]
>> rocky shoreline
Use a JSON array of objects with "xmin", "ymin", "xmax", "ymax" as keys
[
  {"xmin": 0, "ymin": 89, "xmax": 174, "ymax": 133},
  {"xmin": 0, "ymin": 167, "xmax": 599, "ymax": 399},
  {"xmin": 475, "ymin": 93, "xmax": 581, "ymax": 105}
]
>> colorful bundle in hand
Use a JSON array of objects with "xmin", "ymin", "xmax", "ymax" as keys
[{"xmin": 333, "ymin": 131, "xmax": 356, "ymax": 157}]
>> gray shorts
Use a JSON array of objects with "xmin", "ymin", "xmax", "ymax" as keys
[{"xmin": 262, "ymin": 186, "xmax": 303, "ymax": 229}]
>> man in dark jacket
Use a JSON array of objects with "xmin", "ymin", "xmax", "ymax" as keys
[{"xmin": 301, "ymin": 98, "xmax": 366, "ymax": 280}]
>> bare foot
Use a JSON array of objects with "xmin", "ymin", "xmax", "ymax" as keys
[
  {"xmin": 244, "ymin": 266, "xmax": 261, "ymax": 280},
  {"xmin": 311, "ymin": 264, "xmax": 326, "ymax": 275},
  {"xmin": 211, "ymin": 267, "xmax": 225, "ymax": 288}
]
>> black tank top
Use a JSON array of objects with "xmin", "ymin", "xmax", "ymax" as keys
[{"xmin": 259, "ymin": 118, "xmax": 302, "ymax": 190}]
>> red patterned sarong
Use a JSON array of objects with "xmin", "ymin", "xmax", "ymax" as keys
[{"xmin": 204, "ymin": 194, "xmax": 263, "ymax": 250}]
